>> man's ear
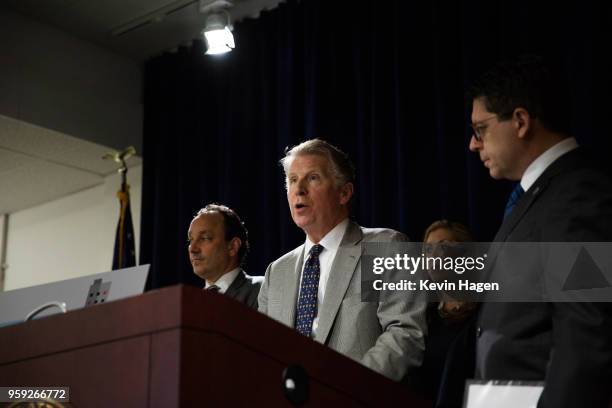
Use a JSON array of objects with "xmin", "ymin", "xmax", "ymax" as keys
[
  {"xmin": 339, "ymin": 182, "xmax": 354, "ymax": 205},
  {"xmin": 228, "ymin": 237, "xmax": 242, "ymax": 258},
  {"xmin": 513, "ymin": 107, "xmax": 532, "ymax": 139}
]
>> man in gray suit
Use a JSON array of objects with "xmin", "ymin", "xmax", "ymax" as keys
[
  {"xmin": 258, "ymin": 139, "xmax": 426, "ymax": 381},
  {"xmin": 188, "ymin": 203, "xmax": 262, "ymax": 308}
]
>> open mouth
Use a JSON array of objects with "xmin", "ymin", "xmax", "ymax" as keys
[{"xmin": 295, "ymin": 203, "xmax": 307, "ymax": 209}]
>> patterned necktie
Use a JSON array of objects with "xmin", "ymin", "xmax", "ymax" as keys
[
  {"xmin": 206, "ymin": 285, "xmax": 220, "ymax": 293},
  {"xmin": 295, "ymin": 244, "xmax": 324, "ymax": 337},
  {"xmin": 504, "ymin": 183, "xmax": 525, "ymax": 219}
]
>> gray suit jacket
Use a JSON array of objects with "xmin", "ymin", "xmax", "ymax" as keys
[
  {"xmin": 258, "ymin": 221, "xmax": 426, "ymax": 381},
  {"xmin": 225, "ymin": 269, "xmax": 263, "ymax": 309}
]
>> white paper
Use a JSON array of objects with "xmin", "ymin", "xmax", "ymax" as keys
[{"xmin": 465, "ymin": 382, "xmax": 544, "ymax": 408}]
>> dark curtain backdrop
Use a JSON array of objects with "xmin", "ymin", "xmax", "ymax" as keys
[{"xmin": 141, "ymin": 0, "xmax": 612, "ymax": 289}]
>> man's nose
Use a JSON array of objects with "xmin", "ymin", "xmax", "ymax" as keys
[
  {"xmin": 295, "ymin": 179, "xmax": 307, "ymax": 196},
  {"xmin": 469, "ymin": 135, "xmax": 481, "ymax": 152}
]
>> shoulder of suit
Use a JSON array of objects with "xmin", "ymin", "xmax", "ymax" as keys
[
  {"xmin": 542, "ymin": 157, "xmax": 612, "ymax": 201},
  {"xmin": 266, "ymin": 244, "xmax": 304, "ymax": 273},
  {"xmin": 359, "ymin": 226, "xmax": 409, "ymax": 242},
  {"xmin": 284, "ymin": 243, "xmax": 305, "ymax": 259},
  {"xmin": 243, "ymin": 272, "xmax": 264, "ymax": 287},
  {"xmin": 543, "ymin": 147, "xmax": 611, "ymax": 185}
]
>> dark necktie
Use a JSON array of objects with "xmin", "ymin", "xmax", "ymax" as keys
[
  {"xmin": 206, "ymin": 285, "xmax": 220, "ymax": 293},
  {"xmin": 295, "ymin": 244, "xmax": 324, "ymax": 337},
  {"xmin": 504, "ymin": 183, "xmax": 525, "ymax": 219}
]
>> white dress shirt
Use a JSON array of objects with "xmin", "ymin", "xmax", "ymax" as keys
[
  {"xmin": 205, "ymin": 267, "xmax": 240, "ymax": 294},
  {"xmin": 299, "ymin": 218, "xmax": 349, "ymax": 336},
  {"xmin": 521, "ymin": 137, "xmax": 579, "ymax": 192}
]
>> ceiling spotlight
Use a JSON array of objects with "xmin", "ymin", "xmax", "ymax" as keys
[
  {"xmin": 203, "ymin": 12, "xmax": 234, "ymax": 55},
  {"xmin": 200, "ymin": 0, "xmax": 235, "ymax": 55}
]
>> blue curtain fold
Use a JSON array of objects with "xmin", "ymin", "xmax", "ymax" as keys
[{"xmin": 141, "ymin": 0, "xmax": 611, "ymax": 289}]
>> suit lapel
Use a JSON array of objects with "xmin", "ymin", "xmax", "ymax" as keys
[
  {"xmin": 225, "ymin": 269, "xmax": 245, "ymax": 298},
  {"xmin": 494, "ymin": 148, "xmax": 581, "ymax": 242},
  {"xmin": 494, "ymin": 183, "xmax": 543, "ymax": 241},
  {"xmin": 315, "ymin": 222, "xmax": 362, "ymax": 343},
  {"xmin": 279, "ymin": 246, "xmax": 304, "ymax": 327},
  {"xmin": 481, "ymin": 184, "xmax": 545, "ymax": 288}
]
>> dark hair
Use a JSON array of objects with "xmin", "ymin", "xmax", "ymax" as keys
[
  {"xmin": 468, "ymin": 55, "xmax": 571, "ymax": 135},
  {"xmin": 196, "ymin": 203, "xmax": 250, "ymax": 266}
]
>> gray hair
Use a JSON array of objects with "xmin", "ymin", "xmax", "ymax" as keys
[{"xmin": 280, "ymin": 139, "xmax": 355, "ymax": 189}]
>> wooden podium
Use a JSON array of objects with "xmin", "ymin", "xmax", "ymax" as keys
[{"xmin": 0, "ymin": 285, "xmax": 430, "ymax": 407}]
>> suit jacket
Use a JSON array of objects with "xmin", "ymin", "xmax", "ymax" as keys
[
  {"xmin": 225, "ymin": 269, "xmax": 263, "ymax": 309},
  {"xmin": 258, "ymin": 221, "xmax": 427, "ymax": 381},
  {"xmin": 476, "ymin": 148, "xmax": 612, "ymax": 408}
]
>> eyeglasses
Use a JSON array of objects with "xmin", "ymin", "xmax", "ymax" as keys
[{"xmin": 470, "ymin": 115, "xmax": 498, "ymax": 142}]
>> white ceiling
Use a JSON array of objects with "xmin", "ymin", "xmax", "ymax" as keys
[
  {"xmin": 0, "ymin": 114, "xmax": 141, "ymax": 214},
  {"xmin": 1, "ymin": 0, "xmax": 285, "ymax": 61}
]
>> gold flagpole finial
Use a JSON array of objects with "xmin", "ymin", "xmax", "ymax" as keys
[
  {"xmin": 102, "ymin": 146, "xmax": 136, "ymax": 184},
  {"xmin": 102, "ymin": 146, "xmax": 136, "ymax": 172}
]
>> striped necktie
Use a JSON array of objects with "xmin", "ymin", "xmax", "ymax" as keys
[
  {"xmin": 504, "ymin": 183, "xmax": 525, "ymax": 219},
  {"xmin": 295, "ymin": 244, "xmax": 324, "ymax": 337}
]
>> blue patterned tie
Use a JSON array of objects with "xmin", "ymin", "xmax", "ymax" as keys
[
  {"xmin": 295, "ymin": 244, "xmax": 324, "ymax": 337},
  {"xmin": 504, "ymin": 183, "xmax": 525, "ymax": 219}
]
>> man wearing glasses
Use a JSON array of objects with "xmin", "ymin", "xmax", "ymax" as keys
[{"xmin": 468, "ymin": 56, "xmax": 612, "ymax": 407}]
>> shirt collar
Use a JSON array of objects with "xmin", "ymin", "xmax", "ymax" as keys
[
  {"xmin": 304, "ymin": 218, "xmax": 349, "ymax": 255},
  {"xmin": 521, "ymin": 137, "xmax": 579, "ymax": 192},
  {"xmin": 205, "ymin": 267, "xmax": 241, "ymax": 293}
]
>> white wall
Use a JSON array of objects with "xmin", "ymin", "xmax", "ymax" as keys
[
  {"xmin": 3, "ymin": 165, "xmax": 142, "ymax": 291},
  {"xmin": 0, "ymin": 214, "xmax": 7, "ymax": 290}
]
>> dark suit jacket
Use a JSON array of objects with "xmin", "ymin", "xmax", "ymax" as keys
[
  {"xmin": 225, "ymin": 269, "xmax": 263, "ymax": 309},
  {"xmin": 476, "ymin": 148, "xmax": 612, "ymax": 408}
]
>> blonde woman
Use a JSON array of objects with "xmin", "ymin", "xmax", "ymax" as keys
[{"xmin": 419, "ymin": 220, "xmax": 477, "ymax": 408}]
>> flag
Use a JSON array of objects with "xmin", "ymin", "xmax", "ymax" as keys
[{"xmin": 112, "ymin": 182, "xmax": 136, "ymax": 269}]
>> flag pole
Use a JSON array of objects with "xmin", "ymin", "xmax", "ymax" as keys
[{"xmin": 103, "ymin": 146, "xmax": 137, "ymax": 270}]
